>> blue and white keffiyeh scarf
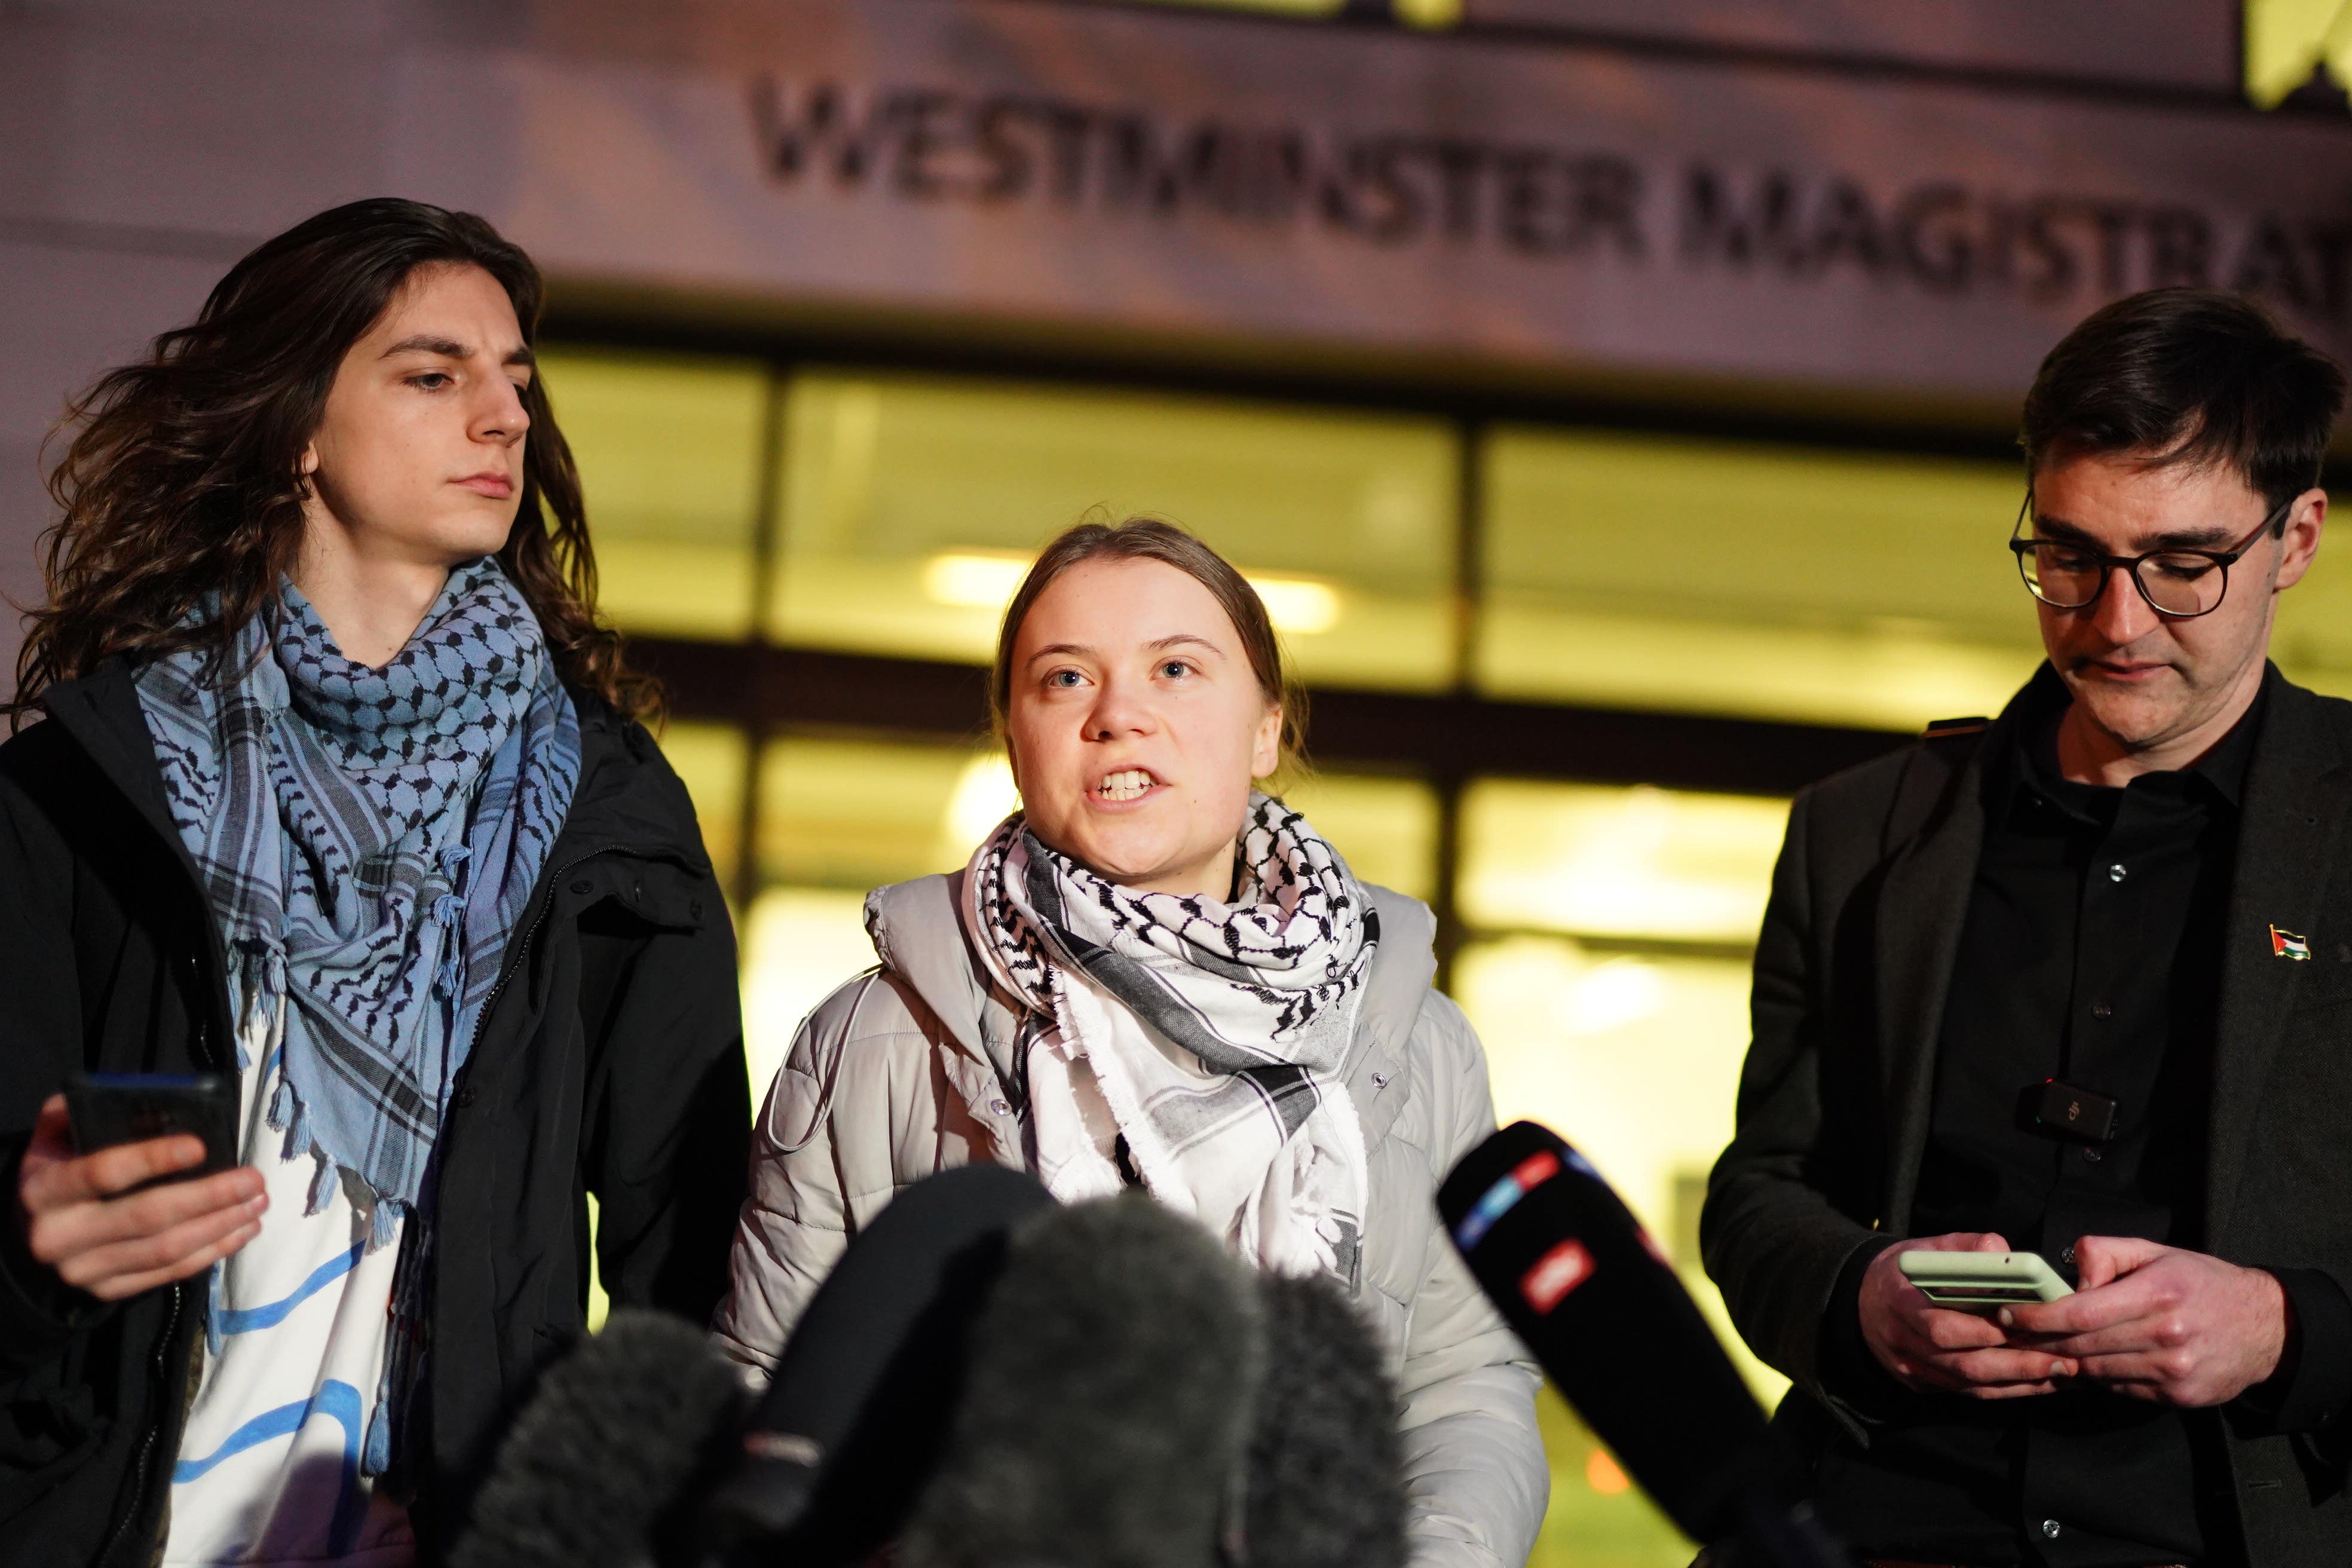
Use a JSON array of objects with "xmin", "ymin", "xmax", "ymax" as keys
[
  {"xmin": 134, "ymin": 558, "xmax": 580, "ymax": 1248},
  {"xmin": 960, "ymin": 793, "xmax": 1378, "ymax": 1284}
]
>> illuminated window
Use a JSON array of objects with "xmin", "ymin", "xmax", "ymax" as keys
[
  {"xmin": 1467, "ymin": 927, "xmax": 1763, "ymax": 1564},
  {"xmin": 739, "ymin": 736, "xmax": 997, "ymax": 1093},
  {"xmin": 754, "ymin": 736, "xmax": 999, "ymax": 894},
  {"xmin": 2270, "ymin": 492, "xmax": 2352, "ymax": 699},
  {"xmin": 1458, "ymin": 781, "xmax": 1788, "ymax": 944},
  {"xmin": 2246, "ymin": 0, "xmax": 2352, "ymax": 107},
  {"xmin": 652, "ymin": 721, "xmax": 750, "ymax": 899},
  {"xmin": 1479, "ymin": 428, "xmax": 2041, "ymax": 729},
  {"xmin": 539, "ymin": 348, "xmax": 768, "ymax": 639},
  {"xmin": 1452, "ymin": 780, "xmax": 1793, "ymax": 1420},
  {"xmin": 769, "ymin": 372, "xmax": 1460, "ymax": 690},
  {"xmin": 1281, "ymin": 771, "xmax": 1442, "ymax": 904}
]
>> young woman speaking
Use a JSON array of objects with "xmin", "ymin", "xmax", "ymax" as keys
[
  {"xmin": 0, "ymin": 200, "xmax": 747, "ymax": 1567},
  {"xmin": 716, "ymin": 519, "xmax": 1547, "ymax": 1568}
]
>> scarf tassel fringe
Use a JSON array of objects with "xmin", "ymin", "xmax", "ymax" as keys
[{"xmin": 362, "ymin": 1386, "xmax": 392, "ymax": 1478}]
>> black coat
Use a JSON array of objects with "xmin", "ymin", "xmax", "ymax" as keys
[
  {"xmin": 1703, "ymin": 663, "xmax": 2352, "ymax": 1566},
  {"xmin": 0, "ymin": 659, "xmax": 750, "ymax": 1567}
]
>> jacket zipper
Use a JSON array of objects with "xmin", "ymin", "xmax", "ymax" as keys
[
  {"xmin": 103, "ymin": 1278, "xmax": 186, "ymax": 1566},
  {"xmin": 375, "ymin": 841, "xmax": 681, "ymax": 1510},
  {"xmin": 112, "ymin": 941, "xmax": 233, "ymax": 1561}
]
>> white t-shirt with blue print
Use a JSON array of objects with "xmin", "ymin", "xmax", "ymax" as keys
[{"xmin": 163, "ymin": 1049, "xmax": 416, "ymax": 1567}]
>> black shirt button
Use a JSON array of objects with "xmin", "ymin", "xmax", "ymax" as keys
[
  {"xmin": 2062, "ymin": 1242, "xmax": 2077, "ymax": 1264},
  {"xmin": 2091, "ymin": 1002, "xmax": 2114, "ymax": 1019},
  {"xmin": 2108, "ymin": 862, "xmax": 2129, "ymax": 883},
  {"xmin": 570, "ymin": 878, "xmax": 593, "ymax": 895},
  {"xmin": 455, "ymin": 1086, "xmax": 477, "ymax": 1108},
  {"xmin": 2084, "ymin": 1147, "xmax": 2103, "ymax": 1163},
  {"xmin": 2042, "ymin": 1520, "xmax": 2062, "ymax": 1539}
]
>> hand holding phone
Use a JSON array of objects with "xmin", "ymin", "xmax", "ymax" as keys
[
  {"xmin": 1856, "ymin": 1230, "xmax": 2079, "ymax": 1399},
  {"xmin": 14, "ymin": 1087, "xmax": 266, "ymax": 1303},
  {"xmin": 63, "ymin": 1073, "xmax": 237, "ymax": 1178},
  {"xmin": 1897, "ymin": 1248, "xmax": 2075, "ymax": 1312}
]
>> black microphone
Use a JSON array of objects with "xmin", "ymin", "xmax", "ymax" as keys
[
  {"xmin": 896, "ymin": 1189, "xmax": 1266, "ymax": 1568},
  {"xmin": 895, "ymin": 1190, "xmax": 1410, "ymax": 1568},
  {"xmin": 1438, "ymin": 1121, "xmax": 1848, "ymax": 1566},
  {"xmin": 1244, "ymin": 1272, "xmax": 1408, "ymax": 1568},
  {"xmin": 697, "ymin": 1162, "xmax": 1056, "ymax": 1563},
  {"xmin": 455, "ymin": 1164, "xmax": 1052, "ymax": 1568},
  {"xmin": 449, "ymin": 1309, "xmax": 749, "ymax": 1568},
  {"xmin": 456, "ymin": 1167, "xmax": 1411, "ymax": 1568}
]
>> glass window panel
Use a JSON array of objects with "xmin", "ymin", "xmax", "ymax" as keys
[
  {"xmin": 756, "ymin": 736, "xmax": 1012, "ymax": 892},
  {"xmin": 539, "ymin": 347, "xmax": 767, "ymax": 639},
  {"xmin": 1479, "ymin": 428, "xmax": 2042, "ymax": 729},
  {"xmin": 741, "ymin": 886, "xmax": 881, "ymax": 1104},
  {"xmin": 2268, "ymin": 492, "xmax": 2352, "ymax": 700},
  {"xmin": 1278, "ymin": 773, "xmax": 1441, "ymax": 904},
  {"xmin": 743, "ymin": 735, "xmax": 1015, "ymax": 1093},
  {"xmin": 770, "ymin": 371, "xmax": 1459, "ymax": 690},
  {"xmin": 1459, "ymin": 781, "xmax": 1789, "ymax": 944},
  {"xmin": 1454, "ymin": 935, "xmax": 1787, "ymax": 1409},
  {"xmin": 653, "ymin": 721, "xmax": 749, "ymax": 895}
]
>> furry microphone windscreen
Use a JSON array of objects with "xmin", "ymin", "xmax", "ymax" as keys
[
  {"xmin": 449, "ymin": 1309, "xmax": 749, "ymax": 1568},
  {"xmin": 898, "ymin": 1192, "xmax": 1267, "ymax": 1568},
  {"xmin": 1244, "ymin": 1272, "xmax": 1409, "ymax": 1568}
]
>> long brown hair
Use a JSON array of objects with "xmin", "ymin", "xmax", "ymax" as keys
[
  {"xmin": 10, "ymin": 197, "xmax": 656, "ymax": 725},
  {"xmin": 990, "ymin": 516, "xmax": 1307, "ymax": 777}
]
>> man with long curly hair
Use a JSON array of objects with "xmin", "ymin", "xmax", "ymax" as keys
[{"xmin": 0, "ymin": 199, "xmax": 748, "ymax": 1567}]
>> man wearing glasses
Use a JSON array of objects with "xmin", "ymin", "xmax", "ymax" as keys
[{"xmin": 1705, "ymin": 288, "xmax": 2350, "ymax": 1568}]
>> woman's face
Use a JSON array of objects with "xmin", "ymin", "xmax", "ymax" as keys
[
  {"xmin": 1005, "ymin": 556, "xmax": 1283, "ymax": 900},
  {"xmin": 301, "ymin": 262, "xmax": 534, "ymax": 571}
]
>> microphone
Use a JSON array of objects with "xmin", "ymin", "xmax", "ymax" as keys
[
  {"xmin": 897, "ymin": 1190, "xmax": 1264, "ymax": 1568},
  {"xmin": 448, "ymin": 1309, "xmax": 748, "ymax": 1568},
  {"xmin": 697, "ymin": 1162, "xmax": 1057, "ymax": 1563},
  {"xmin": 898, "ymin": 1190, "xmax": 1409, "ymax": 1568},
  {"xmin": 1438, "ymin": 1121, "xmax": 1848, "ymax": 1566},
  {"xmin": 1243, "ymin": 1272, "xmax": 1408, "ymax": 1568},
  {"xmin": 456, "ymin": 1168, "xmax": 1411, "ymax": 1568}
]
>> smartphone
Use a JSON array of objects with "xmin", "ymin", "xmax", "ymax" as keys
[
  {"xmin": 1897, "ymin": 1249, "xmax": 2075, "ymax": 1312},
  {"xmin": 63, "ymin": 1072, "xmax": 238, "ymax": 1183}
]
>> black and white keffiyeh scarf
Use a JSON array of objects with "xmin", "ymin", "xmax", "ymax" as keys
[{"xmin": 960, "ymin": 793, "xmax": 1380, "ymax": 1283}]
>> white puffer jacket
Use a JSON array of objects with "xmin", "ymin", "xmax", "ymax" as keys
[{"xmin": 713, "ymin": 871, "xmax": 1549, "ymax": 1568}]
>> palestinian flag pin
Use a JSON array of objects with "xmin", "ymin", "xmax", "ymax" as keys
[{"xmin": 2271, "ymin": 925, "xmax": 2313, "ymax": 960}]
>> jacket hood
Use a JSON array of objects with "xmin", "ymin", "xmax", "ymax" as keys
[{"xmin": 862, "ymin": 869, "xmax": 1437, "ymax": 1125}]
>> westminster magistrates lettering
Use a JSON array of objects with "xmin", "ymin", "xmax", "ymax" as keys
[{"xmin": 747, "ymin": 77, "xmax": 2352, "ymax": 323}]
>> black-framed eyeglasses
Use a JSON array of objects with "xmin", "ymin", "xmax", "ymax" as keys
[{"xmin": 2008, "ymin": 492, "xmax": 2292, "ymax": 619}]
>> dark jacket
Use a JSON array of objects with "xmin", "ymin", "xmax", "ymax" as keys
[
  {"xmin": 0, "ymin": 659, "xmax": 750, "ymax": 1567},
  {"xmin": 1702, "ymin": 662, "xmax": 2352, "ymax": 1566}
]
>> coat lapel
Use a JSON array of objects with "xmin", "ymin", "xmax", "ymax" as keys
[
  {"xmin": 2206, "ymin": 673, "xmax": 2352, "ymax": 1245},
  {"xmin": 1873, "ymin": 742, "xmax": 1992, "ymax": 1233}
]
